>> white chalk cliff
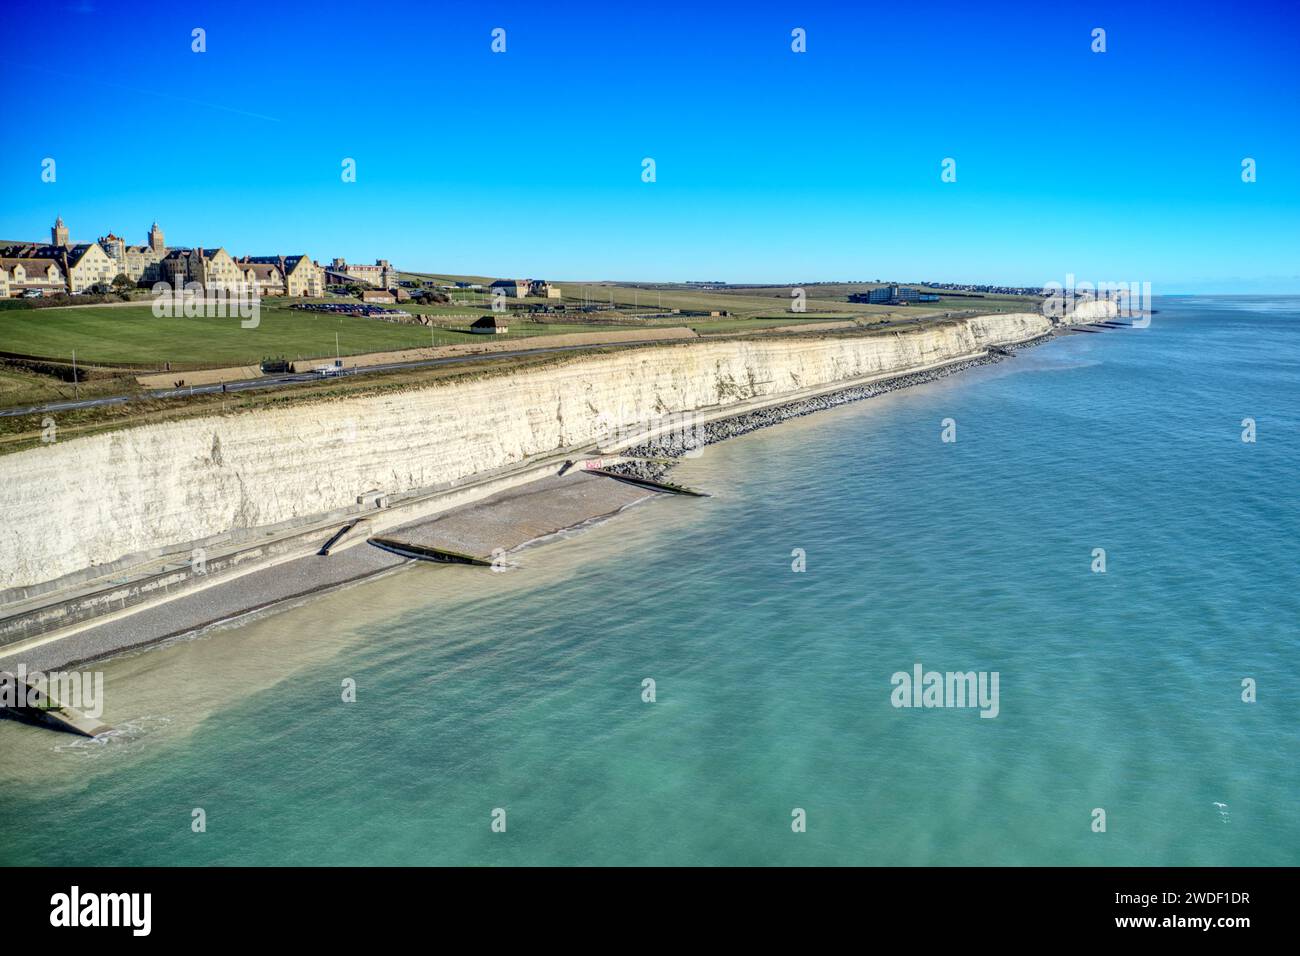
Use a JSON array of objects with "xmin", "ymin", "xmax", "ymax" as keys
[{"xmin": 1, "ymin": 309, "xmax": 1109, "ymax": 589}]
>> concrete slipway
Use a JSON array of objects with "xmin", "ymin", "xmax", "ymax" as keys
[
  {"xmin": 0, "ymin": 465, "xmax": 680, "ymax": 686},
  {"xmin": 371, "ymin": 471, "xmax": 657, "ymax": 565}
]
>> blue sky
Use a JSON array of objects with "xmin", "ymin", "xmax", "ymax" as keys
[{"xmin": 1, "ymin": 0, "xmax": 1297, "ymax": 290}]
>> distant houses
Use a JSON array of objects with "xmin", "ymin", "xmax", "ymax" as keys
[
  {"xmin": 0, "ymin": 242, "xmax": 116, "ymax": 296},
  {"xmin": 490, "ymin": 278, "xmax": 530, "ymax": 298},
  {"xmin": 489, "ymin": 278, "xmax": 562, "ymax": 299},
  {"xmin": 98, "ymin": 222, "xmax": 168, "ymax": 284},
  {"xmin": 848, "ymin": 285, "xmax": 940, "ymax": 305},
  {"xmin": 0, "ymin": 219, "xmax": 568, "ymax": 310},
  {"xmin": 327, "ymin": 258, "xmax": 398, "ymax": 290},
  {"xmin": 244, "ymin": 255, "xmax": 324, "ymax": 297},
  {"xmin": 235, "ymin": 260, "xmax": 287, "ymax": 297},
  {"xmin": 0, "ymin": 218, "xmax": 327, "ymax": 299},
  {"xmin": 159, "ymin": 249, "xmax": 324, "ymax": 297},
  {"xmin": 162, "ymin": 248, "xmax": 243, "ymax": 293},
  {"xmin": 0, "ymin": 218, "xmax": 117, "ymax": 296},
  {"xmin": 361, "ymin": 288, "xmax": 397, "ymax": 304},
  {"xmin": 0, "ymin": 256, "xmax": 65, "ymax": 298}
]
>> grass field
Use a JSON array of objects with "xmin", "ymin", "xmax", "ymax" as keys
[
  {"xmin": 553, "ymin": 283, "xmax": 871, "ymax": 318},
  {"xmin": 0, "ymin": 274, "xmax": 1042, "ymax": 418},
  {"xmin": 403, "ymin": 272, "xmax": 1040, "ymax": 317},
  {"xmin": 0, "ymin": 366, "xmax": 141, "ymax": 407},
  {"xmin": 0, "ymin": 302, "xmax": 652, "ymax": 368},
  {"xmin": 0, "ymin": 290, "xmax": 898, "ymax": 370}
]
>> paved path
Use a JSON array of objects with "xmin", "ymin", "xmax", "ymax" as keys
[
  {"xmin": 0, "ymin": 545, "xmax": 407, "ymax": 672},
  {"xmin": 0, "ymin": 471, "xmax": 663, "ymax": 672}
]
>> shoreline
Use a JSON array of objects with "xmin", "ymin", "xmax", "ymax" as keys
[
  {"xmin": 0, "ymin": 324, "xmax": 1079, "ymax": 680},
  {"xmin": 608, "ymin": 347, "xmax": 1030, "ymax": 484}
]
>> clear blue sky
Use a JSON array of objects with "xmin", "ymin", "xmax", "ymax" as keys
[{"xmin": 1, "ymin": 0, "xmax": 1296, "ymax": 291}]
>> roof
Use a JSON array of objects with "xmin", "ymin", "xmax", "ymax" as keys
[
  {"xmin": 1, "ymin": 243, "xmax": 61, "ymax": 257},
  {"xmin": 238, "ymin": 262, "xmax": 284, "ymax": 280},
  {"xmin": 246, "ymin": 254, "xmax": 313, "ymax": 271},
  {"xmin": 471, "ymin": 314, "xmax": 508, "ymax": 327},
  {"xmin": 0, "ymin": 243, "xmax": 102, "ymax": 266},
  {"xmin": 0, "ymin": 244, "xmax": 48, "ymax": 258},
  {"xmin": 164, "ymin": 247, "xmax": 226, "ymax": 260},
  {"xmin": 66, "ymin": 243, "xmax": 102, "ymax": 266},
  {"xmin": 0, "ymin": 257, "xmax": 63, "ymax": 274}
]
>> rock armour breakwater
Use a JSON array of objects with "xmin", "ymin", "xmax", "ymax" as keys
[{"xmin": 609, "ymin": 353, "xmax": 1005, "ymax": 484}]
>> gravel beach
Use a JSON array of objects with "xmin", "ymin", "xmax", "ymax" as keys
[{"xmin": 606, "ymin": 346, "xmax": 1048, "ymax": 484}]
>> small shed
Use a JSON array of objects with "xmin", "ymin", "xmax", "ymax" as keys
[{"xmin": 471, "ymin": 315, "xmax": 509, "ymax": 334}]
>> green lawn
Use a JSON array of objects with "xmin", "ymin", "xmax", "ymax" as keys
[
  {"xmin": 0, "ymin": 303, "xmax": 640, "ymax": 368},
  {"xmin": 683, "ymin": 316, "xmax": 852, "ymax": 334},
  {"xmin": 0, "ymin": 276, "xmax": 1043, "ymax": 370},
  {"xmin": 553, "ymin": 283, "xmax": 873, "ymax": 317},
  {"xmin": 0, "ymin": 365, "xmax": 140, "ymax": 407},
  {"xmin": 414, "ymin": 274, "xmax": 1041, "ymax": 319}
]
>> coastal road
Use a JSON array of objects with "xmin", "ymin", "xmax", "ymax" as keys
[{"xmin": 0, "ymin": 338, "xmax": 681, "ymax": 419}]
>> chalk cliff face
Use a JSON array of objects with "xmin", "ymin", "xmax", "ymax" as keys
[
  {"xmin": 0, "ymin": 312, "xmax": 1056, "ymax": 589},
  {"xmin": 1063, "ymin": 299, "xmax": 1121, "ymax": 324}
]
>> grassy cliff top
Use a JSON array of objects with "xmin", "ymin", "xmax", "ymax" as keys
[{"xmin": 0, "ymin": 316, "xmax": 1005, "ymax": 456}]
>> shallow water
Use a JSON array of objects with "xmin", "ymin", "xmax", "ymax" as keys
[{"xmin": 1, "ymin": 296, "xmax": 1296, "ymax": 866}]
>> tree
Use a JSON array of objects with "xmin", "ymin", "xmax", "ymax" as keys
[{"xmin": 111, "ymin": 273, "xmax": 133, "ymax": 299}]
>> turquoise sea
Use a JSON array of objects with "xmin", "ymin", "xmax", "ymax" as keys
[{"xmin": 1, "ymin": 296, "xmax": 1296, "ymax": 866}]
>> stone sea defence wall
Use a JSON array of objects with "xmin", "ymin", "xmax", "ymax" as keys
[{"xmin": 0, "ymin": 311, "xmax": 1056, "ymax": 589}]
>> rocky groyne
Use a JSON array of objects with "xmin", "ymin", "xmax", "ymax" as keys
[{"xmin": 608, "ymin": 352, "xmax": 1005, "ymax": 483}]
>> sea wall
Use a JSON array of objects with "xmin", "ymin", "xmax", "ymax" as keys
[{"xmin": 0, "ymin": 312, "xmax": 1055, "ymax": 589}]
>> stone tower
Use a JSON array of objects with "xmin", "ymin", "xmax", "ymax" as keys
[
  {"xmin": 52, "ymin": 216, "xmax": 69, "ymax": 247},
  {"xmin": 149, "ymin": 222, "xmax": 165, "ymax": 253}
]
